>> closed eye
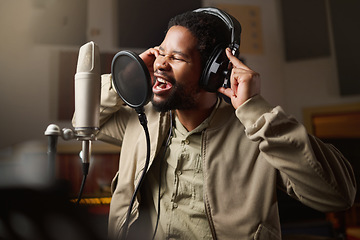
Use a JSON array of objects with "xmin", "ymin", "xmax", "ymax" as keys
[
  {"xmin": 170, "ymin": 56, "xmax": 185, "ymax": 62},
  {"xmin": 158, "ymin": 46, "xmax": 189, "ymax": 63},
  {"xmin": 158, "ymin": 52, "xmax": 187, "ymax": 62}
]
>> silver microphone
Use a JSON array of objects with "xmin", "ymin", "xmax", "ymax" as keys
[
  {"xmin": 74, "ymin": 41, "xmax": 101, "ymax": 163},
  {"xmin": 74, "ymin": 41, "xmax": 100, "ymax": 139}
]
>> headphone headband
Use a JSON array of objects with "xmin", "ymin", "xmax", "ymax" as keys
[
  {"xmin": 193, "ymin": 7, "xmax": 241, "ymax": 56},
  {"xmin": 192, "ymin": 7, "xmax": 242, "ymax": 93}
]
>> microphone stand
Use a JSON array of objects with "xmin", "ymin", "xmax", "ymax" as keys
[
  {"xmin": 44, "ymin": 124, "xmax": 61, "ymax": 181},
  {"xmin": 44, "ymin": 124, "xmax": 95, "ymax": 203}
]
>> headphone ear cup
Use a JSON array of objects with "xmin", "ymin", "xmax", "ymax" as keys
[{"xmin": 199, "ymin": 45, "xmax": 230, "ymax": 92}]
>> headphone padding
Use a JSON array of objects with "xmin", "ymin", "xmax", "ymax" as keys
[{"xmin": 199, "ymin": 44, "xmax": 229, "ymax": 92}]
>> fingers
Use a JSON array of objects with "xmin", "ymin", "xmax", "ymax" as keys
[
  {"xmin": 218, "ymin": 86, "xmax": 234, "ymax": 98},
  {"xmin": 219, "ymin": 49, "xmax": 261, "ymax": 109},
  {"xmin": 139, "ymin": 47, "xmax": 160, "ymax": 82},
  {"xmin": 139, "ymin": 47, "xmax": 159, "ymax": 62},
  {"xmin": 225, "ymin": 48, "xmax": 250, "ymax": 70}
]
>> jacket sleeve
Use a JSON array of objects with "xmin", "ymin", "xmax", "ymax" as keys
[
  {"xmin": 72, "ymin": 74, "xmax": 132, "ymax": 146},
  {"xmin": 236, "ymin": 95, "xmax": 357, "ymax": 212}
]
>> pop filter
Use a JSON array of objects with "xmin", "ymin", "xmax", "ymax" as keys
[
  {"xmin": 111, "ymin": 51, "xmax": 152, "ymax": 240},
  {"xmin": 111, "ymin": 50, "xmax": 151, "ymax": 110}
]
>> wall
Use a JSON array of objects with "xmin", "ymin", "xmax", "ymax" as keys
[
  {"xmin": 1, "ymin": 0, "xmax": 360, "ymax": 152},
  {"xmin": 280, "ymin": 0, "xmax": 360, "ymax": 121},
  {"xmin": 204, "ymin": 0, "xmax": 360, "ymax": 121},
  {"xmin": 0, "ymin": 0, "xmax": 85, "ymax": 151},
  {"xmin": 0, "ymin": 1, "xmax": 52, "ymax": 150}
]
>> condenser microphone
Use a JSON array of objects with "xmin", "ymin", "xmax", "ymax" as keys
[
  {"xmin": 74, "ymin": 41, "xmax": 100, "ymax": 138},
  {"xmin": 74, "ymin": 41, "xmax": 101, "ymax": 163}
]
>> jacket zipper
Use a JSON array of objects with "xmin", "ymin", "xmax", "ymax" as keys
[
  {"xmin": 202, "ymin": 131, "xmax": 217, "ymax": 239},
  {"xmin": 204, "ymin": 193, "xmax": 217, "ymax": 239}
]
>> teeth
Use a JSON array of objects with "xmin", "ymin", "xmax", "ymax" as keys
[{"xmin": 157, "ymin": 78, "xmax": 167, "ymax": 84}]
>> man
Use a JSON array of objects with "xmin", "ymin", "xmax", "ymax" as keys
[{"xmin": 89, "ymin": 8, "xmax": 356, "ymax": 240}]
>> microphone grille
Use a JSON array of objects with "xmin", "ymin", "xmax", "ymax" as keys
[{"xmin": 76, "ymin": 41, "xmax": 97, "ymax": 73}]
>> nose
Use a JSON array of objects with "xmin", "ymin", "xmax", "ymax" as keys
[{"xmin": 154, "ymin": 55, "xmax": 170, "ymax": 70}]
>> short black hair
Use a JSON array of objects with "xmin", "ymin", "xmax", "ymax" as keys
[{"xmin": 167, "ymin": 10, "xmax": 231, "ymax": 69}]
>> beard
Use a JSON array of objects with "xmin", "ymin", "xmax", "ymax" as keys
[{"xmin": 151, "ymin": 80, "xmax": 201, "ymax": 113}]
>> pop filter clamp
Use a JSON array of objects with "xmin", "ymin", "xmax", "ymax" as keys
[{"xmin": 111, "ymin": 50, "xmax": 152, "ymax": 240}]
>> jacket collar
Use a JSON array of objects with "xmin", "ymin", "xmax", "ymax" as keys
[
  {"xmin": 207, "ymin": 98, "xmax": 238, "ymax": 131},
  {"xmin": 145, "ymin": 97, "xmax": 236, "ymax": 153}
]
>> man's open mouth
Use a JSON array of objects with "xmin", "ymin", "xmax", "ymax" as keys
[{"xmin": 152, "ymin": 76, "xmax": 173, "ymax": 95}]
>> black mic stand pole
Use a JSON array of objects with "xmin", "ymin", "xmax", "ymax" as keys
[{"xmin": 44, "ymin": 124, "xmax": 61, "ymax": 181}]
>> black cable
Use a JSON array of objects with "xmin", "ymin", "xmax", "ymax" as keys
[
  {"xmin": 76, "ymin": 162, "xmax": 89, "ymax": 205},
  {"xmin": 151, "ymin": 158, "xmax": 163, "ymax": 240},
  {"xmin": 121, "ymin": 109, "xmax": 151, "ymax": 240}
]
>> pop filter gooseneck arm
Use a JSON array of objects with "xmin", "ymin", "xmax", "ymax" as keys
[{"xmin": 111, "ymin": 50, "xmax": 152, "ymax": 240}]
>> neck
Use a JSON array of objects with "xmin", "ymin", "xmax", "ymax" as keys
[{"xmin": 176, "ymin": 94, "xmax": 218, "ymax": 132}]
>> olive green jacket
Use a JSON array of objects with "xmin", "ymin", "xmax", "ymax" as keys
[{"xmin": 94, "ymin": 74, "xmax": 356, "ymax": 240}]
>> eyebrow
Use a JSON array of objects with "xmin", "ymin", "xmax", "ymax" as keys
[{"xmin": 159, "ymin": 46, "xmax": 190, "ymax": 59}]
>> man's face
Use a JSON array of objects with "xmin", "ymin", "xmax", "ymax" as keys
[{"xmin": 151, "ymin": 26, "xmax": 203, "ymax": 112}]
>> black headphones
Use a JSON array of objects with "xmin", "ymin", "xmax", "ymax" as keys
[{"xmin": 193, "ymin": 7, "xmax": 242, "ymax": 92}]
